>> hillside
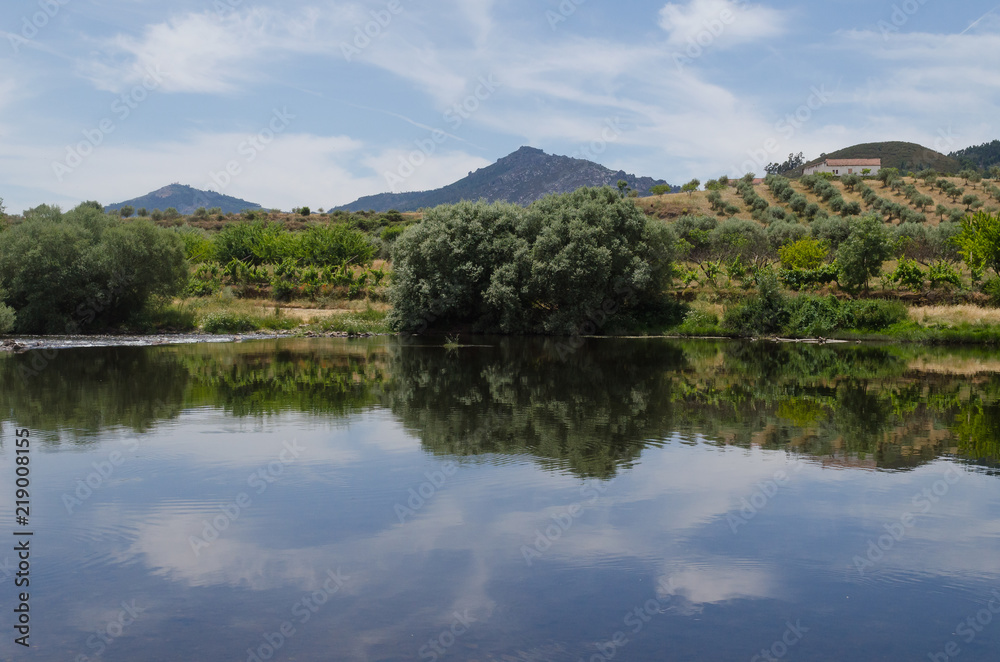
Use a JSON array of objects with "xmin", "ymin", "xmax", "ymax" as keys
[
  {"xmin": 951, "ymin": 140, "xmax": 1000, "ymax": 171},
  {"xmin": 639, "ymin": 172, "xmax": 1000, "ymax": 227},
  {"xmin": 334, "ymin": 146, "xmax": 673, "ymax": 212},
  {"xmin": 105, "ymin": 184, "xmax": 263, "ymax": 215},
  {"xmin": 794, "ymin": 142, "xmax": 960, "ymax": 176}
]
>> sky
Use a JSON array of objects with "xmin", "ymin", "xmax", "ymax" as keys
[{"xmin": 1, "ymin": 0, "xmax": 1000, "ymax": 213}]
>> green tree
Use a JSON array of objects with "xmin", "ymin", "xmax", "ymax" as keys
[
  {"xmin": 137, "ymin": 208, "xmax": 148, "ymax": 217},
  {"xmin": 616, "ymin": 180, "xmax": 630, "ymax": 198},
  {"xmin": 877, "ymin": 168, "xmax": 900, "ymax": 188},
  {"xmin": 955, "ymin": 211, "xmax": 1000, "ymax": 282},
  {"xmin": 837, "ymin": 214, "xmax": 893, "ymax": 295},
  {"xmin": 0, "ymin": 207, "xmax": 188, "ymax": 333},
  {"xmin": 682, "ymin": 179, "xmax": 701, "ymax": 196},
  {"xmin": 119, "ymin": 205, "xmax": 135, "ymax": 219},
  {"xmin": 650, "ymin": 184, "xmax": 673, "ymax": 196},
  {"xmin": 389, "ymin": 188, "xmax": 675, "ymax": 335}
]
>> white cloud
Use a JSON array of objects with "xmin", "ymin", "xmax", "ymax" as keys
[{"xmin": 658, "ymin": 0, "xmax": 787, "ymax": 49}]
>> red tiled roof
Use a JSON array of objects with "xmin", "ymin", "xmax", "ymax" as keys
[{"xmin": 823, "ymin": 159, "xmax": 881, "ymax": 167}]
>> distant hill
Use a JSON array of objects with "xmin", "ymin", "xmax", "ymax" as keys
[
  {"xmin": 334, "ymin": 146, "xmax": 674, "ymax": 212},
  {"xmin": 793, "ymin": 141, "xmax": 961, "ymax": 176},
  {"xmin": 105, "ymin": 184, "xmax": 263, "ymax": 215},
  {"xmin": 950, "ymin": 140, "xmax": 1000, "ymax": 171}
]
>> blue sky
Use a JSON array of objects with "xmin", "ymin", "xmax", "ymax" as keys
[{"xmin": 2, "ymin": 0, "xmax": 1000, "ymax": 213}]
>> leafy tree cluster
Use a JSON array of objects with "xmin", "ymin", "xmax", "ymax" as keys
[
  {"xmin": 765, "ymin": 152, "xmax": 806, "ymax": 176},
  {"xmin": 388, "ymin": 187, "xmax": 675, "ymax": 335},
  {"xmin": 0, "ymin": 203, "xmax": 188, "ymax": 333}
]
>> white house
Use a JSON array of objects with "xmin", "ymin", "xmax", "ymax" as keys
[{"xmin": 803, "ymin": 158, "xmax": 882, "ymax": 177}]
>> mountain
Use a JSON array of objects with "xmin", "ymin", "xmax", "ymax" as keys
[
  {"xmin": 334, "ymin": 146, "xmax": 673, "ymax": 212},
  {"xmin": 950, "ymin": 140, "xmax": 1000, "ymax": 171},
  {"xmin": 105, "ymin": 184, "xmax": 263, "ymax": 215},
  {"xmin": 793, "ymin": 141, "xmax": 961, "ymax": 176}
]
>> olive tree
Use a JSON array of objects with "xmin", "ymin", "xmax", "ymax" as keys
[{"xmin": 836, "ymin": 214, "xmax": 894, "ymax": 294}]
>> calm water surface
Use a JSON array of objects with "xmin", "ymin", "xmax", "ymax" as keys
[{"xmin": 1, "ymin": 338, "xmax": 999, "ymax": 661}]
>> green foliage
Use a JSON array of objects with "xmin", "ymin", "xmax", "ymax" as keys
[
  {"xmin": 767, "ymin": 221, "xmax": 808, "ymax": 251},
  {"xmin": 809, "ymin": 215, "xmax": 851, "ymax": 249},
  {"xmin": 0, "ymin": 295, "xmax": 14, "ymax": 333},
  {"xmin": 201, "ymin": 312, "xmax": 259, "ymax": 334},
  {"xmin": 779, "ymin": 238, "xmax": 828, "ymax": 270},
  {"xmin": 784, "ymin": 296, "xmax": 908, "ymax": 336},
  {"xmin": 890, "ymin": 258, "xmax": 925, "ymax": 292},
  {"xmin": 928, "ymin": 261, "xmax": 963, "ymax": 290},
  {"xmin": 389, "ymin": 188, "xmax": 675, "ymax": 335},
  {"xmin": 0, "ymin": 208, "xmax": 188, "ymax": 333},
  {"xmin": 709, "ymin": 218, "xmax": 767, "ymax": 260},
  {"xmin": 175, "ymin": 226, "xmax": 215, "ymax": 263},
  {"xmin": 837, "ymin": 214, "xmax": 894, "ymax": 294},
  {"xmin": 722, "ymin": 271, "xmax": 788, "ymax": 335},
  {"xmin": 119, "ymin": 205, "xmax": 134, "ymax": 219},
  {"xmin": 682, "ymin": 179, "xmax": 700, "ymax": 196},
  {"xmin": 955, "ymin": 211, "xmax": 1000, "ymax": 282}
]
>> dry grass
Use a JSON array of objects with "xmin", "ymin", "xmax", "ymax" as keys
[{"xmin": 909, "ymin": 305, "xmax": 1000, "ymax": 327}]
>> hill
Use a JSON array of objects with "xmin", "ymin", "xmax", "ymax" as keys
[
  {"xmin": 105, "ymin": 184, "xmax": 263, "ymax": 215},
  {"xmin": 334, "ymin": 146, "xmax": 673, "ymax": 212},
  {"xmin": 950, "ymin": 140, "xmax": 1000, "ymax": 171},
  {"xmin": 793, "ymin": 142, "xmax": 960, "ymax": 176}
]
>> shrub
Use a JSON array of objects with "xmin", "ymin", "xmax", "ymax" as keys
[
  {"xmin": 0, "ymin": 300, "xmax": 14, "ymax": 333},
  {"xmin": 779, "ymin": 238, "xmax": 829, "ymax": 270},
  {"xmin": 837, "ymin": 214, "xmax": 893, "ymax": 294},
  {"xmin": 0, "ymin": 208, "xmax": 188, "ymax": 333},
  {"xmin": 767, "ymin": 222, "xmax": 809, "ymax": 252},
  {"xmin": 201, "ymin": 312, "xmax": 258, "ymax": 334},
  {"xmin": 709, "ymin": 218, "xmax": 767, "ymax": 261},
  {"xmin": 389, "ymin": 188, "xmax": 675, "ymax": 334},
  {"xmin": 810, "ymin": 216, "xmax": 851, "ymax": 248},
  {"xmin": 722, "ymin": 271, "xmax": 789, "ymax": 336}
]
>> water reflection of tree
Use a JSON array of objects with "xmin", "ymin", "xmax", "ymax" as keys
[
  {"xmin": 0, "ymin": 347, "xmax": 188, "ymax": 443},
  {"xmin": 3, "ymin": 338, "xmax": 999, "ymax": 472},
  {"xmin": 382, "ymin": 339, "xmax": 688, "ymax": 479}
]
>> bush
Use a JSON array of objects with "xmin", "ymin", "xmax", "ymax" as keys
[
  {"xmin": 389, "ymin": 188, "xmax": 675, "ymax": 334},
  {"xmin": 0, "ymin": 208, "xmax": 188, "ymax": 333},
  {"xmin": 767, "ymin": 222, "xmax": 809, "ymax": 252},
  {"xmin": 709, "ymin": 218, "xmax": 767, "ymax": 261},
  {"xmin": 837, "ymin": 214, "xmax": 893, "ymax": 294},
  {"xmin": 201, "ymin": 312, "xmax": 258, "ymax": 334},
  {"xmin": 0, "ymin": 301, "xmax": 14, "ymax": 333},
  {"xmin": 722, "ymin": 271, "xmax": 789, "ymax": 336},
  {"xmin": 810, "ymin": 216, "xmax": 851, "ymax": 248},
  {"xmin": 779, "ymin": 238, "xmax": 828, "ymax": 270}
]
